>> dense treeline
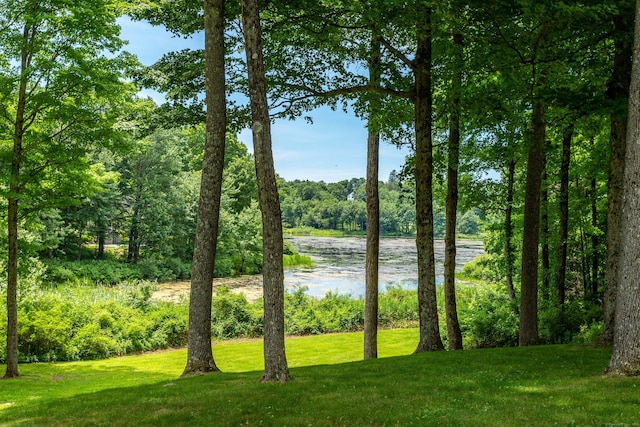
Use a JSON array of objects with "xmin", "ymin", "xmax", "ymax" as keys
[
  {"xmin": 279, "ymin": 174, "xmax": 482, "ymax": 236},
  {"xmin": 19, "ymin": 126, "xmax": 264, "ymax": 280}
]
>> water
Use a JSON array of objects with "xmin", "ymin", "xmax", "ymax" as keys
[{"xmin": 284, "ymin": 236, "xmax": 484, "ymax": 299}]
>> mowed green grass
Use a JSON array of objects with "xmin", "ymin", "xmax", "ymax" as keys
[{"xmin": 1, "ymin": 328, "xmax": 638, "ymax": 426}]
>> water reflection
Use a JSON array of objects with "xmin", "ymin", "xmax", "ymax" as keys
[{"xmin": 284, "ymin": 236, "xmax": 484, "ymax": 299}]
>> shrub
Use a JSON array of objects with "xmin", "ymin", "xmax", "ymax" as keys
[
  {"xmin": 458, "ymin": 254, "xmax": 499, "ymax": 283},
  {"xmin": 284, "ymin": 286, "xmax": 365, "ymax": 335},
  {"xmin": 285, "ymin": 286, "xmax": 324, "ymax": 334},
  {"xmin": 573, "ymin": 321, "xmax": 604, "ymax": 345},
  {"xmin": 43, "ymin": 260, "xmax": 142, "ymax": 286},
  {"xmin": 539, "ymin": 300, "xmax": 602, "ymax": 345},
  {"xmin": 459, "ymin": 284, "xmax": 519, "ymax": 348},
  {"xmin": 73, "ymin": 323, "xmax": 121, "ymax": 359},
  {"xmin": 18, "ymin": 293, "xmax": 77, "ymax": 362},
  {"xmin": 379, "ymin": 284, "xmax": 418, "ymax": 328},
  {"xmin": 148, "ymin": 303, "xmax": 189, "ymax": 348},
  {"xmin": 317, "ymin": 291, "xmax": 364, "ymax": 332},
  {"xmin": 211, "ymin": 287, "xmax": 263, "ymax": 339},
  {"xmin": 0, "ymin": 281, "xmax": 189, "ymax": 363}
]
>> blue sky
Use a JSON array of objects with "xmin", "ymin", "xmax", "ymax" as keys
[{"xmin": 117, "ymin": 17, "xmax": 410, "ymax": 183}]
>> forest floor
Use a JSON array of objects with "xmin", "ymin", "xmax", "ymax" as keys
[{"xmin": 2, "ymin": 329, "xmax": 638, "ymax": 426}]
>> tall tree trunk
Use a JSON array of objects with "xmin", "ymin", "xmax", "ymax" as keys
[
  {"xmin": 97, "ymin": 231, "xmax": 105, "ymax": 260},
  {"xmin": 600, "ymin": 11, "xmax": 633, "ymax": 346},
  {"xmin": 414, "ymin": 6, "xmax": 444, "ymax": 353},
  {"xmin": 556, "ymin": 125, "xmax": 573, "ymax": 307},
  {"xmin": 127, "ymin": 203, "xmax": 140, "ymax": 263},
  {"xmin": 607, "ymin": 0, "xmax": 640, "ymax": 375},
  {"xmin": 504, "ymin": 158, "xmax": 518, "ymax": 307},
  {"xmin": 181, "ymin": 0, "xmax": 226, "ymax": 377},
  {"xmin": 242, "ymin": 0, "xmax": 291, "ymax": 382},
  {"xmin": 364, "ymin": 31, "xmax": 381, "ymax": 360},
  {"xmin": 77, "ymin": 231, "xmax": 82, "ymax": 261},
  {"xmin": 578, "ymin": 200, "xmax": 590, "ymax": 298},
  {"xmin": 540, "ymin": 154, "xmax": 550, "ymax": 302},
  {"xmin": 519, "ymin": 100, "xmax": 546, "ymax": 347},
  {"xmin": 590, "ymin": 164, "xmax": 599, "ymax": 301},
  {"xmin": 443, "ymin": 32, "xmax": 464, "ymax": 351},
  {"xmin": 4, "ymin": 21, "xmax": 32, "ymax": 379}
]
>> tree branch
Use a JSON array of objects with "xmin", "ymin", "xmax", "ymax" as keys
[{"xmin": 379, "ymin": 36, "xmax": 415, "ymax": 71}]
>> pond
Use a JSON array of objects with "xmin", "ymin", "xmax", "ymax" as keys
[{"xmin": 284, "ymin": 236, "xmax": 484, "ymax": 299}]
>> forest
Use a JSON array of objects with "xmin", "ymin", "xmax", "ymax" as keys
[{"xmin": 2, "ymin": 0, "xmax": 640, "ymax": 388}]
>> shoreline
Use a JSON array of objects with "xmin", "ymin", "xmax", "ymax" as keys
[{"xmin": 153, "ymin": 275, "xmax": 263, "ymax": 304}]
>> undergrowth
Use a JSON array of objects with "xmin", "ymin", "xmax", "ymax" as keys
[{"xmin": 1, "ymin": 279, "xmax": 603, "ymax": 363}]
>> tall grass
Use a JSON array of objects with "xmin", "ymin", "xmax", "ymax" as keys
[{"xmin": 282, "ymin": 253, "xmax": 314, "ymax": 269}]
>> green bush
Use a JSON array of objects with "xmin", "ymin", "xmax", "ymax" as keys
[
  {"xmin": 72, "ymin": 323, "xmax": 121, "ymax": 359},
  {"xmin": 573, "ymin": 321, "xmax": 604, "ymax": 345},
  {"xmin": 458, "ymin": 254, "xmax": 499, "ymax": 283},
  {"xmin": 284, "ymin": 286, "xmax": 324, "ymax": 334},
  {"xmin": 318, "ymin": 291, "xmax": 364, "ymax": 332},
  {"xmin": 379, "ymin": 284, "xmax": 418, "ymax": 328},
  {"xmin": 0, "ymin": 281, "xmax": 189, "ymax": 363},
  {"xmin": 283, "ymin": 253, "xmax": 314, "ymax": 269},
  {"xmin": 284, "ymin": 286, "xmax": 365, "ymax": 335},
  {"xmin": 458, "ymin": 284, "xmax": 519, "ymax": 348},
  {"xmin": 148, "ymin": 303, "xmax": 189, "ymax": 348},
  {"xmin": 43, "ymin": 260, "xmax": 142, "ymax": 286},
  {"xmin": 211, "ymin": 287, "xmax": 263, "ymax": 339},
  {"xmin": 44, "ymin": 258, "xmax": 192, "ymax": 286},
  {"xmin": 539, "ymin": 300, "xmax": 602, "ymax": 345},
  {"xmin": 18, "ymin": 292, "xmax": 78, "ymax": 362}
]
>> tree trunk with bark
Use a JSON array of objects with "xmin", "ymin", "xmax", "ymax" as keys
[
  {"xmin": 504, "ymin": 158, "xmax": 518, "ymax": 308},
  {"xmin": 590, "ymin": 165, "xmax": 599, "ymax": 301},
  {"xmin": 556, "ymin": 125, "xmax": 573, "ymax": 307},
  {"xmin": 540, "ymin": 155, "xmax": 550, "ymax": 301},
  {"xmin": 97, "ymin": 232, "xmax": 105, "ymax": 260},
  {"xmin": 181, "ymin": 0, "xmax": 226, "ymax": 377},
  {"xmin": 127, "ymin": 199, "xmax": 141, "ymax": 263},
  {"xmin": 519, "ymin": 100, "xmax": 546, "ymax": 347},
  {"xmin": 600, "ymin": 12, "xmax": 633, "ymax": 347},
  {"xmin": 443, "ymin": 32, "xmax": 464, "ymax": 351},
  {"xmin": 242, "ymin": 0, "xmax": 291, "ymax": 382},
  {"xmin": 364, "ymin": 31, "xmax": 381, "ymax": 360},
  {"xmin": 4, "ymin": 21, "xmax": 32, "ymax": 379},
  {"xmin": 414, "ymin": 6, "xmax": 444, "ymax": 353},
  {"xmin": 607, "ymin": 0, "xmax": 640, "ymax": 375}
]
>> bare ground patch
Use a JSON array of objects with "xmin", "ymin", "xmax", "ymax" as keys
[{"xmin": 153, "ymin": 275, "xmax": 263, "ymax": 304}]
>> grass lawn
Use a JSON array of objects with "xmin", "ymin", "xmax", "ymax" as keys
[{"xmin": 1, "ymin": 328, "xmax": 638, "ymax": 426}]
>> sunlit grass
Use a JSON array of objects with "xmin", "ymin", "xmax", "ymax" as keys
[{"xmin": 2, "ymin": 329, "xmax": 638, "ymax": 426}]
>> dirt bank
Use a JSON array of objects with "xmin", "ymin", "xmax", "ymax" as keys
[{"xmin": 153, "ymin": 275, "xmax": 263, "ymax": 304}]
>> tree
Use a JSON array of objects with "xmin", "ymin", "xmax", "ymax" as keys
[
  {"xmin": 118, "ymin": 132, "xmax": 184, "ymax": 263},
  {"xmin": 242, "ymin": 0, "xmax": 290, "ymax": 382},
  {"xmin": 364, "ymin": 30, "xmax": 381, "ymax": 360},
  {"xmin": 443, "ymin": 32, "xmax": 464, "ymax": 351},
  {"xmin": 599, "ymin": 4, "xmax": 634, "ymax": 346},
  {"xmin": 181, "ymin": 0, "xmax": 226, "ymax": 377},
  {"xmin": 606, "ymin": 0, "xmax": 640, "ymax": 376},
  {"xmin": 555, "ymin": 124, "xmax": 573, "ymax": 306},
  {"xmin": 413, "ymin": 4, "xmax": 445, "ymax": 353},
  {"xmin": 0, "ymin": 0, "xmax": 133, "ymax": 378}
]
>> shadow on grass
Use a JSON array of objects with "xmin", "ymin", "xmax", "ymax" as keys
[{"xmin": 3, "ymin": 344, "xmax": 639, "ymax": 426}]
